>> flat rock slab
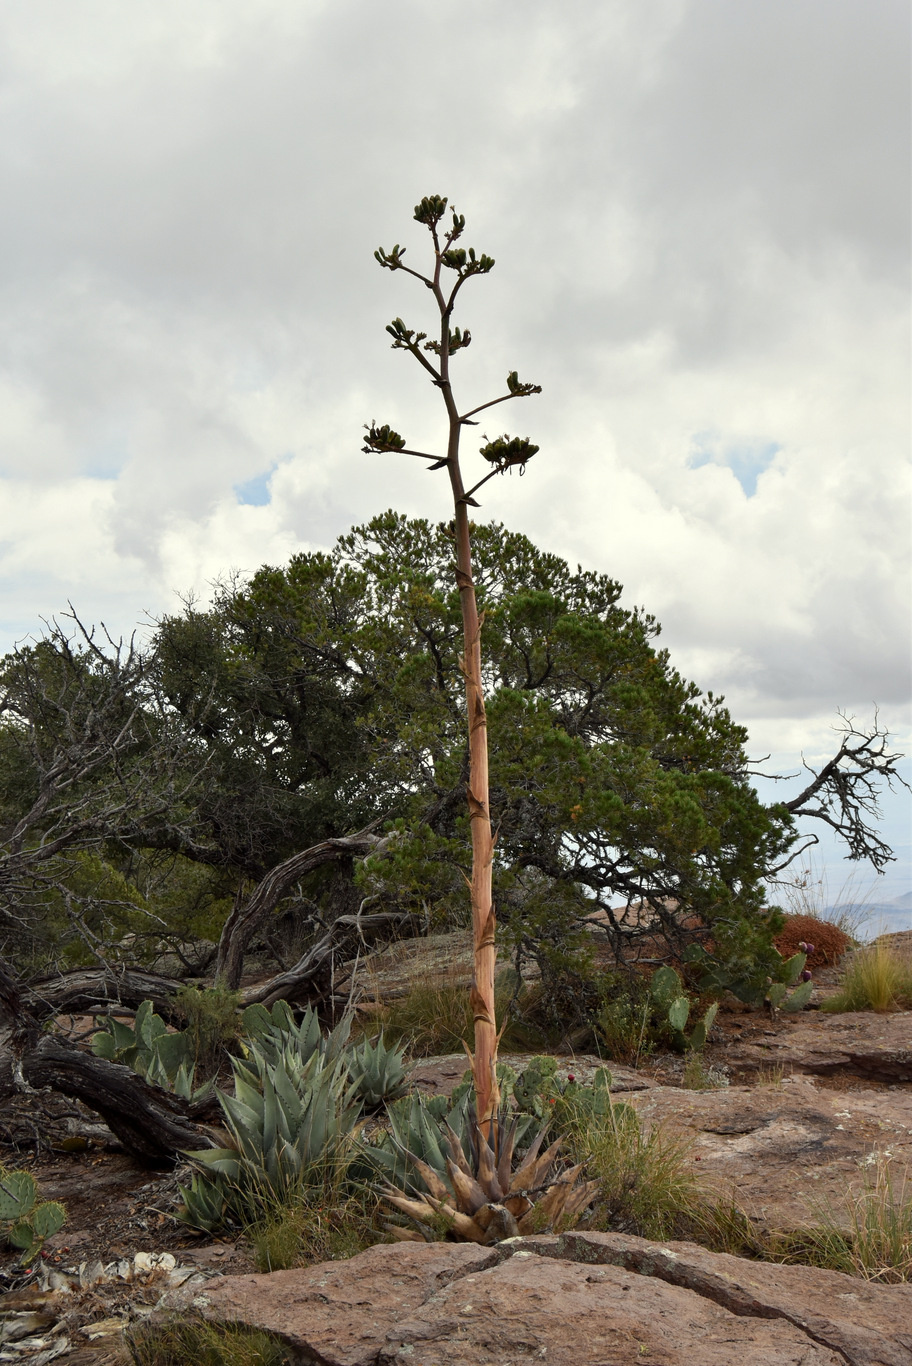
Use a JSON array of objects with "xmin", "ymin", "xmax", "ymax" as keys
[
  {"xmin": 167, "ymin": 1243, "xmax": 498, "ymax": 1366},
  {"xmin": 717, "ymin": 1010, "xmax": 912, "ymax": 1083},
  {"xmin": 166, "ymin": 1233, "xmax": 912, "ymax": 1366},
  {"xmin": 625, "ymin": 1074, "xmax": 912, "ymax": 1229}
]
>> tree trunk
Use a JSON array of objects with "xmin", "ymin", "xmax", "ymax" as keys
[
  {"xmin": 213, "ymin": 828, "xmax": 382, "ymax": 988},
  {"xmin": 450, "ymin": 504, "xmax": 499, "ymax": 1123},
  {"xmin": 440, "ymin": 342, "xmax": 499, "ymax": 1122}
]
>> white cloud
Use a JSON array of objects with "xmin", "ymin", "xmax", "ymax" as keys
[{"xmin": 0, "ymin": 0, "xmax": 908, "ymax": 882}]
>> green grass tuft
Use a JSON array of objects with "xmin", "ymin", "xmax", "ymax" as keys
[
  {"xmin": 247, "ymin": 1193, "xmax": 380, "ymax": 1272},
  {"xmin": 563, "ymin": 1098, "xmax": 705, "ymax": 1241},
  {"xmin": 770, "ymin": 1151, "xmax": 912, "ymax": 1283},
  {"xmin": 821, "ymin": 938, "xmax": 912, "ymax": 1014}
]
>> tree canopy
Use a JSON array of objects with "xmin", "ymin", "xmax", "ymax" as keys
[{"xmin": 1, "ymin": 514, "xmax": 904, "ymax": 1000}]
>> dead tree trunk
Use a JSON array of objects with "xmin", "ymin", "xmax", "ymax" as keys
[
  {"xmin": 213, "ymin": 828, "xmax": 383, "ymax": 989},
  {"xmin": 243, "ymin": 909, "xmax": 422, "ymax": 1009}
]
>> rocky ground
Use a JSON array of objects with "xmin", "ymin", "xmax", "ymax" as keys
[
  {"xmin": 164, "ymin": 1230, "xmax": 912, "ymax": 1365},
  {"xmin": 1, "ymin": 938, "xmax": 910, "ymax": 1361}
]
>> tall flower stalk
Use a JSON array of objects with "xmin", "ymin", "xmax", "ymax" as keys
[{"xmin": 362, "ymin": 196, "xmax": 541, "ymax": 1122}]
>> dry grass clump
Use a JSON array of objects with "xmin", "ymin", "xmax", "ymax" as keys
[
  {"xmin": 821, "ymin": 936, "xmax": 912, "ymax": 1014},
  {"xmin": 127, "ymin": 1316, "xmax": 288, "ymax": 1365},
  {"xmin": 770, "ymin": 1151, "xmax": 912, "ymax": 1283},
  {"xmin": 774, "ymin": 913, "xmax": 852, "ymax": 969},
  {"xmin": 373, "ymin": 967, "xmax": 534, "ymax": 1055}
]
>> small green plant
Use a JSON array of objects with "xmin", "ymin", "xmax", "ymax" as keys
[
  {"xmin": 821, "ymin": 938, "xmax": 912, "ymax": 1014},
  {"xmin": 0, "ymin": 1166, "xmax": 66, "ymax": 1266},
  {"xmin": 682, "ymin": 1051, "xmax": 728, "ymax": 1091},
  {"xmin": 240, "ymin": 1001, "xmax": 407, "ymax": 1108},
  {"xmin": 247, "ymin": 1193, "xmax": 378, "ymax": 1272},
  {"xmin": 240, "ymin": 999, "xmax": 350, "ymax": 1068},
  {"xmin": 562, "ymin": 1098, "xmax": 704, "ymax": 1241},
  {"xmin": 512, "ymin": 1055, "xmax": 614, "ymax": 1130},
  {"xmin": 595, "ymin": 975, "xmax": 653, "ymax": 1066},
  {"xmin": 175, "ymin": 983, "xmax": 243, "ymax": 1074},
  {"xmin": 127, "ymin": 1316, "xmax": 288, "ymax": 1366},
  {"xmin": 648, "ymin": 966, "xmax": 719, "ymax": 1051},
  {"xmin": 687, "ymin": 942, "xmax": 813, "ymax": 1012}
]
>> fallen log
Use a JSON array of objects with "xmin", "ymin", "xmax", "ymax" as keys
[
  {"xmin": 22, "ymin": 967, "xmax": 186, "ymax": 1024},
  {"xmin": 1, "ymin": 958, "xmax": 215, "ymax": 1166}
]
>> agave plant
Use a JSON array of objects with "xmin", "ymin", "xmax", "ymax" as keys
[
  {"xmin": 375, "ymin": 1094, "xmax": 597, "ymax": 1245},
  {"xmin": 240, "ymin": 1000, "xmax": 353, "ymax": 1068},
  {"xmin": 241, "ymin": 1002, "xmax": 407, "ymax": 1108},
  {"xmin": 348, "ymin": 1032, "xmax": 408, "ymax": 1108},
  {"xmin": 179, "ymin": 1041, "xmax": 362, "ymax": 1227}
]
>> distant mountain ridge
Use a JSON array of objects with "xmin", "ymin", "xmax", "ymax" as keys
[{"xmin": 823, "ymin": 891, "xmax": 912, "ymax": 937}]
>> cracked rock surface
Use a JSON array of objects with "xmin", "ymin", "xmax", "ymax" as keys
[
  {"xmin": 164, "ymin": 1232, "xmax": 912, "ymax": 1365},
  {"xmin": 624, "ymin": 1073, "xmax": 912, "ymax": 1231}
]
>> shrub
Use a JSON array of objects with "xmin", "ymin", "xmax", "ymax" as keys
[
  {"xmin": 594, "ymin": 974, "xmax": 653, "ymax": 1066},
  {"xmin": 774, "ymin": 914, "xmax": 851, "ymax": 969},
  {"xmin": 175, "ymin": 983, "xmax": 243, "ymax": 1075},
  {"xmin": 821, "ymin": 937, "xmax": 912, "ymax": 1014}
]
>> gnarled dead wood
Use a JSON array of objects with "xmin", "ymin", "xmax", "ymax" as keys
[
  {"xmin": 244, "ymin": 909, "xmax": 422, "ymax": 1009},
  {"xmin": 22, "ymin": 967, "xmax": 186, "ymax": 1025},
  {"xmin": 15, "ymin": 1038, "xmax": 215, "ymax": 1165},
  {"xmin": 1, "ymin": 956, "xmax": 215, "ymax": 1165},
  {"xmin": 214, "ymin": 826, "xmax": 385, "ymax": 989}
]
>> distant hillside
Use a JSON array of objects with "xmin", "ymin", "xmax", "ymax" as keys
[{"xmin": 823, "ymin": 892, "xmax": 912, "ymax": 938}]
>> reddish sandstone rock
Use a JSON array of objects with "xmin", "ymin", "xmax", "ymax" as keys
[{"xmin": 165, "ymin": 1234, "xmax": 911, "ymax": 1366}]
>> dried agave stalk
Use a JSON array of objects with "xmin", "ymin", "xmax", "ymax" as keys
[{"xmin": 383, "ymin": 1113, "xmax": 598, "ymax": 1245}]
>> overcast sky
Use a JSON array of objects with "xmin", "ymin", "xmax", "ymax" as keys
[{"xmin": 1, "ymin": 0, "xmax": 909, "ymax": 901}]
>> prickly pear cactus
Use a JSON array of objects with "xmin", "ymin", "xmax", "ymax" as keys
[
  {"xmin": 0, "ymin": 1166, "xmax": 66, "ymax": 1266},
  {"xmin": 648, "ymin": 967, "xmax": 719, "ymax": 1052}
]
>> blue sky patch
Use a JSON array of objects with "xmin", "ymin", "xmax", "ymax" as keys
[
  {"xmin": 688, "ymin": 436, "xmax": 780, "ymax": 497},
  {"xmin": 234, "ymin": 467, "xmax": 275, "ymax": 506}
]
